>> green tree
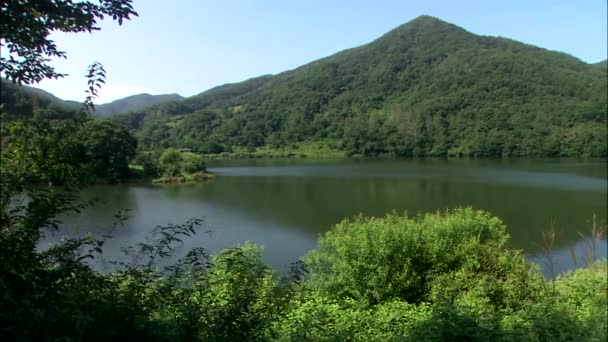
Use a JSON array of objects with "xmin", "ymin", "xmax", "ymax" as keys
[
  {"xmin": 159, "ymin": 148, "xmax": 183, "ymax": 177},
  {"xmin": 78, "ymin": 120, "xmax": 137, "ymax": 182},
  {"xmin": 181, "ymin": 152, "xmax": 206, "ymax": 174},
  {"xmin": 133, "ymin": 151, "xmax": 160, "ymax": 177}
]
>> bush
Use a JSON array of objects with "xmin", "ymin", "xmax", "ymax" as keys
[
  {"xmin": 181, "ymin": 152, "xmax": 206, "ymax": 174},
  {"xmin": 304, "ymin": 208, "xmax": 530, "ymax": 305}
]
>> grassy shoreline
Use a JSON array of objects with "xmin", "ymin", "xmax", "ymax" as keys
[{"xmin": 151, "ymin": 171, "xmax": 214, "ymax": 184}]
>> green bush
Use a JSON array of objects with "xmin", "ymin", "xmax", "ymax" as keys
[
  {"xmin": 181, "ymin": 152, "xmax": 206, "ymax": 174},
  {"xmin": 304, "ymin": 208, "xmax": 530, "ymax": 305}
]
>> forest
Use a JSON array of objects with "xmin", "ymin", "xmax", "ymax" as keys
[
  {"xmin": 0, "ymin": 1, "xmax": 606, "ymax": 341},
  {"xmin": 107, "ymin": 16, "xmax": 607, "ymax": 158}
]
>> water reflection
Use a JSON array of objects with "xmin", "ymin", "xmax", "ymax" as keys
[{"xmin": 42, "ymin": 158, "xmax": 607, "ymax": 274}]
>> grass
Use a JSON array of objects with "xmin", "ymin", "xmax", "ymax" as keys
[{"xmin": 152, "ymin": 171, "xmax": 214, "ymax": 184}]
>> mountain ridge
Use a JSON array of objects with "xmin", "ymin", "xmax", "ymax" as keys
[
  {"xmin": 2, "ymin": 15, "xmax": 605, "ymax": 157},
  {"xmin": 0, "ymin": 78, "xmax": 184, "ymax": 117},
  {"xmin": 111, "ymin": 15, "xmax": 606, "ymax": 157}
]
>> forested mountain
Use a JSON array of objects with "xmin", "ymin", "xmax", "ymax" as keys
[
  {"xmin": 93, "ymin": 93, "xmax": 184, "ymax": 117},
  {"xmin": 0, "ymin": 78, "xmax": 82, "ymax": 122},
  {"xmin": 0, "ymin": 78, "xmax": 183, "ymax": 118},
  {"xmin": 115, "ymin": 15, "xmax": 606, "ymax": 157},
  {"xmin": 594, "ymin": 60, "xmax": 607, "ymax": 68}
]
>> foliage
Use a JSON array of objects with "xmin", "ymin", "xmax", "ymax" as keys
[
  {"xmin": 0, "ymin": 0, "xmax": 137, "ymax": 84},
  {"xmin": 132, "ymin": 151, "xmax": 161, "ymax": 177},
  {"xmin": 305, "ymin": 209, "xmax": 529, "ymax": 304},
  {"xmin": 78, "ymin": 120, "xmax": 138, "ymax": 182},
  {"xmin": 157, "ymin": 148, "xmax": 207, "ymax": 180},
  {"xmin": 1, "ymin": 116, "xmax": 138, "ymax": 185},
  {"xmin": 159, "ymin": 148, "xmax": 183, "ymax": 177},
  {"xmin": 273, "ymin": 210, "xmax": 606, "ymax": 341},
  {"xmin": 181, "ymin": 151, "xmax": 207, "ymax": 174}
]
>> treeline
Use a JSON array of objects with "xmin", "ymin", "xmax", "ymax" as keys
[
  {"xmin": 1, "ymin": 83, "xmax": 138, "ymax": 184},
  {"xmin": 112, "ymin": 16, "xmax": 606, "ymax": 157}
]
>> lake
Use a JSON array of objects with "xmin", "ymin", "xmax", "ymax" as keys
[{"xmin": 43, "ymin": 158, "xmax": 607, "ymax": 275}]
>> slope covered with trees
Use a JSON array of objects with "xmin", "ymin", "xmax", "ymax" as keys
[
  {"xmin": 93, "ymin": 93, "xmax": 184, "ymax": 117},
  {"xmin": 118, "ymin": 15, "xmax": 607, "ymax": 157},
  {"xmin": 593, "ymin": 60, "xmax": 607, "ymax": 68}
]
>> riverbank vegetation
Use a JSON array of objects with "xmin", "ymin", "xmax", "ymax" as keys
[
  {"xmin": 2, "ymin": 117, "xmax": 605, "ymax": 340},
  {"xmin": 151, "ymin": 147, "xmax": 213, "ymax": 183},
  {"xmin": 1, "ymin": 186, "xmax": 606, "ymax": 341}
]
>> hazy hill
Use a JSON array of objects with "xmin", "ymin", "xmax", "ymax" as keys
[
  {"xmin": 93, "ymin": 93, "xmax": 184, "ymax": 117},
  {"xmin": 117, "ymin": 15, "xmax": 606, "ymax": 157},
  {"xmin": 593, "ymin": 60, "xmax": 607, "ymax": 68},
  {"xmin": 0, "ymin": 78, "xmax": 183, "ymax": 118}
]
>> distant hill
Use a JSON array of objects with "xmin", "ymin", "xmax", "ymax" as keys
[
  {"xmin": 93, "ymin": 93, "xmax": 184, "ymax": 117},
  {"xmin": 116, "ymin": 15, "xmax": 606, "ymax": 157},
  {"xmin": 593, "ymin": 59, "xmax": 607, "ymax": 68},
  {"xmin": 0, "ymin": 78, "xmax": 183, "ymax": 118}
]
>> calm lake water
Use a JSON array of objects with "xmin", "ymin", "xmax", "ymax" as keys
[{"xmin": 43, "ymin": 158, "xmax": 607, "ymax": 275}]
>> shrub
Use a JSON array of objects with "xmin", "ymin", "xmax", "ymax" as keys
[
  {"xmin": 181, "ymin": 152, "xmax": 206, "ymax": 174},
  {"xmin": 304, "ymin": 208, "xmax": 530, "ymax": 305}
]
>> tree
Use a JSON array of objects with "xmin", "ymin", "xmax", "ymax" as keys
[
  {"xmin": 78, "ymin": 120, "xmax": 137, "ymax": 182},
  {"xmin": 159, "ymin": 148, "xmax": 183, "ymax": 177},
  {"xmin": 181, "ymin": 152, "xmax": 206, "ymax": 174},
  {"xmin": 0, "ymin": 0, "xmax": 138, "ymax": 84}
]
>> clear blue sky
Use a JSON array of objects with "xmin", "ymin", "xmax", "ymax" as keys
[{"xmin": 36, "ymin": 0, "xmax": 607, "ymax": 103}]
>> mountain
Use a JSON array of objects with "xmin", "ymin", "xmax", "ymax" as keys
[
  {"xmin": 0, "ymin": 78, "xmax": 183, "ymax": 118},
  {"xmin": 116, "ymin": 15, "xmax": 606, "ymax": 157},
  {"xmin": 593, "ymin": 59, "xmax": 607, "ymax": 68},
  {"xmin": 93, "ymin": 93, "xmax": 184, "ymax": 117}
]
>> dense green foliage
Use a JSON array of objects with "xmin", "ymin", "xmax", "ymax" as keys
[
  {"xmin": 151, "ymin": 148, "xmax": 208, "ymax": 182},
  {"xmin": 1, "ymin": 115, "xmax": 138, "ymax": 184},
  {"xmin": 78, "ymin": 120, "xmax": 137, "ymax": 182},
  {"xmin": 114, "ymin": 16, "xmax": 607, "ymax": 157}
]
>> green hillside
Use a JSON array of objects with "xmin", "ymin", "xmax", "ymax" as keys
[
  {"xmin": 0, "ymin": 78, "xmax": 81, "ymax": 122},
  {"xmin": 94, "ymin": 93, "xmax": 184, "ymax": 117},
  {"xmin": 593, "ymin": 59, "xmax": 607, "ymax": 68},
  {"xmin": 116, "ymin": 15, "xmax": 606, "ymax": 157}
]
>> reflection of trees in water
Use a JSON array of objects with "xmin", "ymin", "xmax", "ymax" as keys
[
  {"xmin": 53, "ymin": 184, "xmax": 141, "ymax": 237},
  {"xmin": 43, "ymin": 160, "xmax": 607, "ymax": 266},
  {"xmin": 156, "ymin": 176, "xmax": 606, "ymax": 256}
]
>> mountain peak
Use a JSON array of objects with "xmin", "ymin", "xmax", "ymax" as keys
[
  {"xmin": 373, "ymin": 15, "xmax": 470, "ymax": 48},
  {"xmin": 408, "ymin": 15, "xmax": 448, "ymax": 25},
  {"xmin": 397, "ymin": 15, "xmax": 459, "ymax": 31}
]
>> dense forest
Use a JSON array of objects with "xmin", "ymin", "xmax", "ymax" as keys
[{"xmin": 110, "ymin": 16, "xmax": 607, "ymax": 158}]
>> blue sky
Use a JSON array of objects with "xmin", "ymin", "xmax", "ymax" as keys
[{"xmin": 36, "ymin": 0, "xmax": 607, "ymax": 103}]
